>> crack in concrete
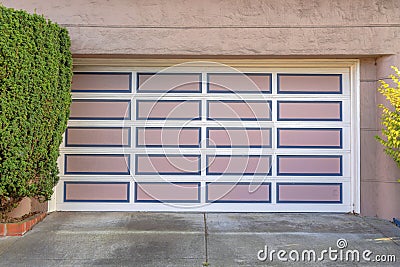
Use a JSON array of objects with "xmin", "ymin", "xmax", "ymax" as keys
[{"xmin": 361, "ymin": 217, "xmax": 400, "ymax": 248}]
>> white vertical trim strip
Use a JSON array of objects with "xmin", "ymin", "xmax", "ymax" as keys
[{"xmin": 351, "ymin": 60, "xmax": 361, "ymax": 213}]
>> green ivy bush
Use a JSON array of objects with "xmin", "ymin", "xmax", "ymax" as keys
[{"xmin": 0, "ymin": 6, "xmax": 72, "ymax": 219}]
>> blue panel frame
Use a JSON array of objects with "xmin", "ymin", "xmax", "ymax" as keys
[
  {"xmin": 277, "ymin": 128, "xmax": 343, "ymax": 149},
  {"xmin": 136, "ymin": 100, "xmax": 202, "ymax": 121},
  {"xmin": 277, "ymin": 73, "xmax": 343, "ymax": 94},
  {"xmin": 207, "ymin": 73, "xmax": 272, "ymax": 94},
  {"xmin": 65, "ymin": 127, "xmax": 132, "ymax": 147},
  {"xmin": 136, "ymin": 127, "xmax": 201, "ymax": 148},
  {"xmin": 136, "ymin": 72, "xmax": 202, "ymax": 93},
  {"xmin": 276, "ymin": 182, "xmax": 343, "ymax": 204},
  {"xmin": 206, "ymin": 127, "xmax": 272, "ymax": 148},
  {"xmin": 135, "ymin": 154, "xmax": 201, "ymax": 175},
  {"xmin": 134, "ymin": 182, "xmax": 201, "ymax": 203},
  {"xmin": 206, "ymin": 155, "xmax": 272, "ymax": 176},
  {"xmin": 205, "ymin": 182, "xmax": 272, "ymax": 203},
  {"xmin": 71, "ymin": 72, "xmax": 132, "ymax": 93},
  {"xmin": 393, "ymin": 218, "xmax": 400, "ymax": 228},
  {"xmin": 64, "ymin": 181, "xmax": 130, "ymax": 203},
  {"xmin": 277, "ymin": 155, "xmax": 343, "ymax": 176},
  {"xmin": 277, "ymin": 101, "xmax": 342, "ymax": 121},
  {"xmin": 207, "ymin": 100, "xmax": 272, "ymax": 121},
  {"xmin": 69, "ymin": 99, "xmax": 131, "ymax": 120},
  {"xmin": 64, "ymin": 154, "xmax": 131, "ymax": 175}
]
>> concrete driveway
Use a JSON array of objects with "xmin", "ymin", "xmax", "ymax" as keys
[{"xmin": 0, "ymin": 212, "xmax": 399, "ymax": 266}]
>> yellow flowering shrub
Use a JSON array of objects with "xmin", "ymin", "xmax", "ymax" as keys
[{"xmin": 376, "ymin": 66, "xmax": 400, "ymax": 180}]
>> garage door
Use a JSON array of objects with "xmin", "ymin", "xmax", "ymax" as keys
[{"xmin": 56, "ymin": 60, "xmax": 359, "ymax": 212}]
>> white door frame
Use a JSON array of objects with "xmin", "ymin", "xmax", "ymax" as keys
[{"xmin": 49, "ymin": 58, "xmax": 360, "ymax": 213}]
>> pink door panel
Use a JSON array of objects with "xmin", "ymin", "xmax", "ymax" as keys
[
  {"xmin": 135, "ymin": 182, "xmax": 200, "ymax": 202},
  {"xmin": 136, "ymin": 155, "xmax": 200, "ymax": 175},
  {"xmin": 277, "ymin": 156, "xmax": 342, "ymax": 176},
  {"xmin": 207, "ymin": 128, "xmax": 271, "ymax": 148},
  {"xmin": 70, "ymin": 100, "xmax": 131, "ymax": 120},
  {"xmin": 208, "ymin": 73, "xmax": 271, "ymax": 93},
  {"xmin": 278, "ymin": 74, "xmax": 342, "ymax": 93},
  {"xmin": 66, "ymin": 127, "xmax": 130, "ymax": 147},
  {"xmin": 207, "ymin": 155, "xmax": 271, "ymax": 175},
  {"xmin": 137, "ymin": 73, "xmax": 201, "ymax": 93},
  {"xmin": 64, "ymin": 182, "xmax": 129, "ymax": 202},
  {"xmin": 207, "ymin": 101, "xmax": 271, "ymax": 121},
  {"xmin": 72, "ymin": 73, "xmax": 131, "ymax": 93},
  {"xmin": 278, "ymin": 101, "xmax": 341, "ymax": 121},
  {"xmin": 65, "ymin": 154, "xmax": 130, "ymax": 174},
  {"xmin": 206, "ymin": 183, "xmax": 271, "ymax": 202},
  {"xmin": 277, "ymin": 183, "xmax": 342, "ymax": 203},
  {"xmin": 137, "ymin": 100, "xmax": 201, "ymax": 120},
  {"xmin": 277, "ymin": 128, "xmax": 342, "ymax": 148},
  {"xmin": 137, "ymin": 127, "xmax": 200, "ymax": 147}
]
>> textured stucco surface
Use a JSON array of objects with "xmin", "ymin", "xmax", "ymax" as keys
[
  {"xmin": 7, "ymin": 198, "xmax": 47, "ymax": 218},
  {"xmin": 3, "ymin": 0, "xmax": 400, "ymax": 55},
  {"xmin": 360, "ymin": 56, "xmax": 400, "ymax": 219}
]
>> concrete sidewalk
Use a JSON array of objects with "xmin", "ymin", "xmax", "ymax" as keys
[{"xmin": 0, "ymin": 212, "xmax": 399, "ymax": 266}]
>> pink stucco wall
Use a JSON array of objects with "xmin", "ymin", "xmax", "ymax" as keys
[
  {"xmin": 3, "ymin": 0, "xmax": 400, "ymax": 56},
  {"xmin": 3, "ymin": 0, "xmax": 400, "ymax": 220},
  {"xmin": 360, "ymin": 56, "xmax": 400, "ymax": 220}
]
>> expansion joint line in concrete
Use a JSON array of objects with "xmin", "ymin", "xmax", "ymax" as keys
[{"xmin": 203, "ymin": 212, "xmax": 209, "ymax": 266}]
